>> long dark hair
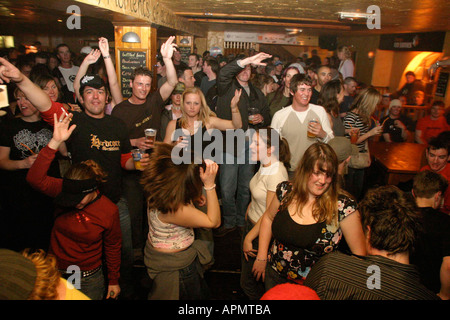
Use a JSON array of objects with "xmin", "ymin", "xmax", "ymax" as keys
[
  {"xmin": 318, "ymin": 79, "xmax": 343, "ymax": 118},
  {"xmin": 256, "ymin": 127, "xmax": 291, "ymax": 169},
  {"xmin": 268, "ymin": 66, "xmax": 299, "ymax": 105}
]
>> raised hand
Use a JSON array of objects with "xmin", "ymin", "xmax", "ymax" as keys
[
  {"xmin": 243, "ymin": 52, "xmax": 272, "ymax": 67},
  {"xmin": 230, "ymin": 89, "xmax": 242, "ymax": 111},
  {"xmin": 160, "ymin": 36, "xmax": 177, "ymax": 60},
  {"xmin": 52, "ymin": 112, "xmax": 77, "ymax": 144},
  {"xmin": 98, "ymin": 37, "xmax": 110, "ymax": 57},
  {"xmin": 84, "ymin": 49, "xmax": 101, "ymax": 65},
  {"xmin": 199, "ymin": 159, "xmax": 218, "ymax": 189},
  {"xmin": 0, "ymin": 57, "xmax": 24, "ymax": 83}
]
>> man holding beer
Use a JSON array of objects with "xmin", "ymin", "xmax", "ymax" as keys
[
  {"xmin": 271, "ymin": 73, "xmax": 334, "ymax": 178},
  {"xmin": 110, "ymin": 36, "xmax": 178, "ymax": 263}
]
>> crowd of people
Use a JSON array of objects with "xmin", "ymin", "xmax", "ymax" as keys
[{"xmin": 0, "ymin": 37, "xmax": 449, "ymax": 301}]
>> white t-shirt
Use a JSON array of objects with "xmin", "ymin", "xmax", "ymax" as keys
[
  {"xmin": 338, "ymin": 59, "xmax": 354, "ymax": 80},
  {"xmin": 248, "ymin": 161, "xmax": 288, "ymax": 224},
  {"xmin": 58, "ymin": 65, "xmax": 79, "ymax": 93},
  {"xmin": 271, "ymin": 104, "xmax": 334, "ymax": 171}
]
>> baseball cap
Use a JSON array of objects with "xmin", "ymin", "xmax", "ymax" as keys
[
  {"xmin": 172, "ymin": 82, "xmax": 185, "ymax": 95},
  {"xmin": 80, "ymin": 46, "xmax": 92, "ymax": 55},
  {"xmin": 328, "ymin": 137, "xmax": 359, "ymax": 163},
  {"xmin": 0, "ymin": 249, "xmax": 37, "ymax": 300},
  {"xmin": 389, "ymin": 99, "xmax": 402, "ymax": 108},
  {"xmin": 79, "ymin": 74, "xmax": 106, "ymax": 95},
  {"xmin": 274, "ymin": 61, "xmax": 283, "ymax": 66},
  {"xmin": 54, "ymin": 178, "xmax": 98, "ymax": 208}
]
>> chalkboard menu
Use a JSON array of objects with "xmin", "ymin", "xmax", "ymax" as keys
[
  {"xmin": 435, "ymin": 72, "xmax": 449, "ymax": 98},
  {"xmin": 118, "ymin": 50, "xmax": 147, "ymax": 98},
  {"xmin": 178, "ymin": 46, "xmax": 191, "ymax": 64}
]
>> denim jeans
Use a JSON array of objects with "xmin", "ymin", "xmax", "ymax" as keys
[
  {"xmin": 219, "ymin": 140, "xmax": 255, "ymax": 228},
  {"xmin": 345, "ymin": 167, "xmax": 365, "ymax": 200},
  {"xmin": 63, "ymin": 267, "xmax": 105, "ymax": 300},
  {"xmin": 240, "ymin": 219, "xmax": 265, "ymax": 300},
  {"xmin": 264, "ymin": 264, "xmax": 290, "ymax": 292},
  {"xmin": 122, "ymin": 171, "xmax": 145, "ymax": 251},
  {"xmin": 116, "ymin": 197, "xmax": 135, "ymax": 297},
  {"xmin": 178, "ymin": 258, "xmax": 210, "ymax": 300}
]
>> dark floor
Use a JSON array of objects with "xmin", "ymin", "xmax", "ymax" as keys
[{"xmin": 130, "ymin": 227, "xmax": 247, "ymax": 300}]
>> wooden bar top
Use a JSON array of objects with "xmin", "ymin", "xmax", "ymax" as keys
[{"xmin": 368, "ymin": 140, "xmax": 427, "ymax": 174}]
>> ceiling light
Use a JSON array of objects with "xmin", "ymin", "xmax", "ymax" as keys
[
  {"xmin": 122, "ymin": 31, "xmax": 141, "ymax": 43},
  {"xmin": 338, "ymin": 11, "xmax": 373, "ymax": 20}
]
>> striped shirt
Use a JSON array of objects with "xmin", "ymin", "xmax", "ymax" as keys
[
  {"xmin": 343, "ymin": 111, "xmax": 369, "ymax": 152},
  {"xmin": 304, "ymin": 252, "xmax": 440, "ymax": 300}
]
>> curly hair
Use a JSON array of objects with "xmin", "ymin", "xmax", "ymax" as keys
[
  {"xmin": 22, "ymin": 249, "xmax": 60, "ymax": 300},
  {"xmin": 359, "ymin": 185, "xmax": 421, "ymax": 256}
]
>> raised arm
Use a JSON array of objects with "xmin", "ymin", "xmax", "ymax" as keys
[
  {"xmin": 0, "ymin": 57, "xmax": 52, "ymax": 112},
  {"xmin": 26, "ymin": 113, "xmax": 77, "ymax": 197},
  {"xmin": 73, "ymin": 49, "xmax": 101, "ymax": 104},
  {"xmin": 98, "ymin": 37, "xmax": 123, "ymax": 107},
  {"xmin": 159, "ymin": 36, "xmax": 178, "ymax": 102},
  {"xmin": 210, "ymin": 89, "xmax": 243, "ymax": 130}
]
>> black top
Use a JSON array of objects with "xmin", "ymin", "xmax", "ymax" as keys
[
  {"xmin": 67, "ymin": 112, "xmax": 132, "ymax": 203},
  {"xmin": 410, "ymin": 207, "xmax": 450, "ymax": 293}
]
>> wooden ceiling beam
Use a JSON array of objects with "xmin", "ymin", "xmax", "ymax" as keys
[{"xmin": 186, "ymin": 18, "xmax": 352, "ymax": 30}]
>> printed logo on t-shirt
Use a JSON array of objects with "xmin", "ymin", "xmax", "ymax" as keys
[
  {"xmin": 13, "ymin": 128, "xmax": 52, "ymax": 159},
  {"xmin": 90, "ymin": 134, "xmax": 120, "ymax": 151},
  {"xmin": 135, "ymin": 115, "xmax": 152, "ymax": 128}
]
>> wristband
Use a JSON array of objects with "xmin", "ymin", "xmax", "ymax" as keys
[
  {"xmin": 203, "ymin": 184, "xmax": 216, "ymax": 191},
  {"xmin": 256, "ymin": 258, "xmax": 267, "ymax": 262},
  {"xmin": 103, "ymin": 55, "xmax": 110, "ymax": 59}
]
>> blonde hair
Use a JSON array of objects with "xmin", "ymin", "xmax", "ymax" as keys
[
  {"xmin": 22, "ymin": 249, "xmax": 60, "ymax": 300},
  {"xmin": 179, "ymin": 87, "xmax": 216, "ymax": 128},
  {"xmin": 338, "ymin": 45, "xmax": 352, "ymax": 60},
  {"xmin": 349, "ymin": 87, "xmax": 381, "ymax": 125}
]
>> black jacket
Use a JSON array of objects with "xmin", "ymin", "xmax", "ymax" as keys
[{"xmin": 215, "ymin": 59, "xmax": 270, "ymax": 132}]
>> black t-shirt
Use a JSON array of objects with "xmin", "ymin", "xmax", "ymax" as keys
[
  {"xmin": 0, "ymin": 118, "xmax": 56, "ymax": 249},
  {"xmin": 111, "ymin": 90, "xmax": 165, "ymax": 141},
  {"xmin": 381, "ymin": 115, "xmax": 415, "ymax": 142},
  {"xmin": 66, "ymin": 112, "xmax": 132, "ymax": 203},
  {"xmin": 310, "ymin": 87, "xmax": 320, "ymax": 105},
  {"xmin": 410, "ymin": 207, "xmax": 450, "ymax": 293}
]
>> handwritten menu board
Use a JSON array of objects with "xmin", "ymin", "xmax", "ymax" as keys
[
  {"xmin": 178, "ymin": 46, "xmax": 191, "ymax": 64},
  {"xmin": 435, "ymin": 72, "xmax": 449, "ymax": 98},
  {"xmin": 119, "ymin": 50, "xmax": 147, "ymax": 98}
]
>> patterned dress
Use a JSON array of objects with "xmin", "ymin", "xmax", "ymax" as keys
[{"xmin": 268, "ymin": 181, "xmax": 357, "ymax": 283}]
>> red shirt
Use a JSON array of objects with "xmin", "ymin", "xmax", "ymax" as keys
[
  {"xmin": 26, "ymin": 145, "xmax": 122, "ymax": 284},
  {"xmin": 416, "ymin": 116, "xmax": 450, "ymax": 144},
  {"xmin": 420, "ymin": 162, "xmax": 450, "ymax": 215}
]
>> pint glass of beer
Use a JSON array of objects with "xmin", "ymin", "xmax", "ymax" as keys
[
  {"xmin": 145, "ymin": 128, "xmax": 157, "ymax": 145},
  {"xmin": 307, "ymin": 118, "xmax": 319, "ymax": 138}
]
